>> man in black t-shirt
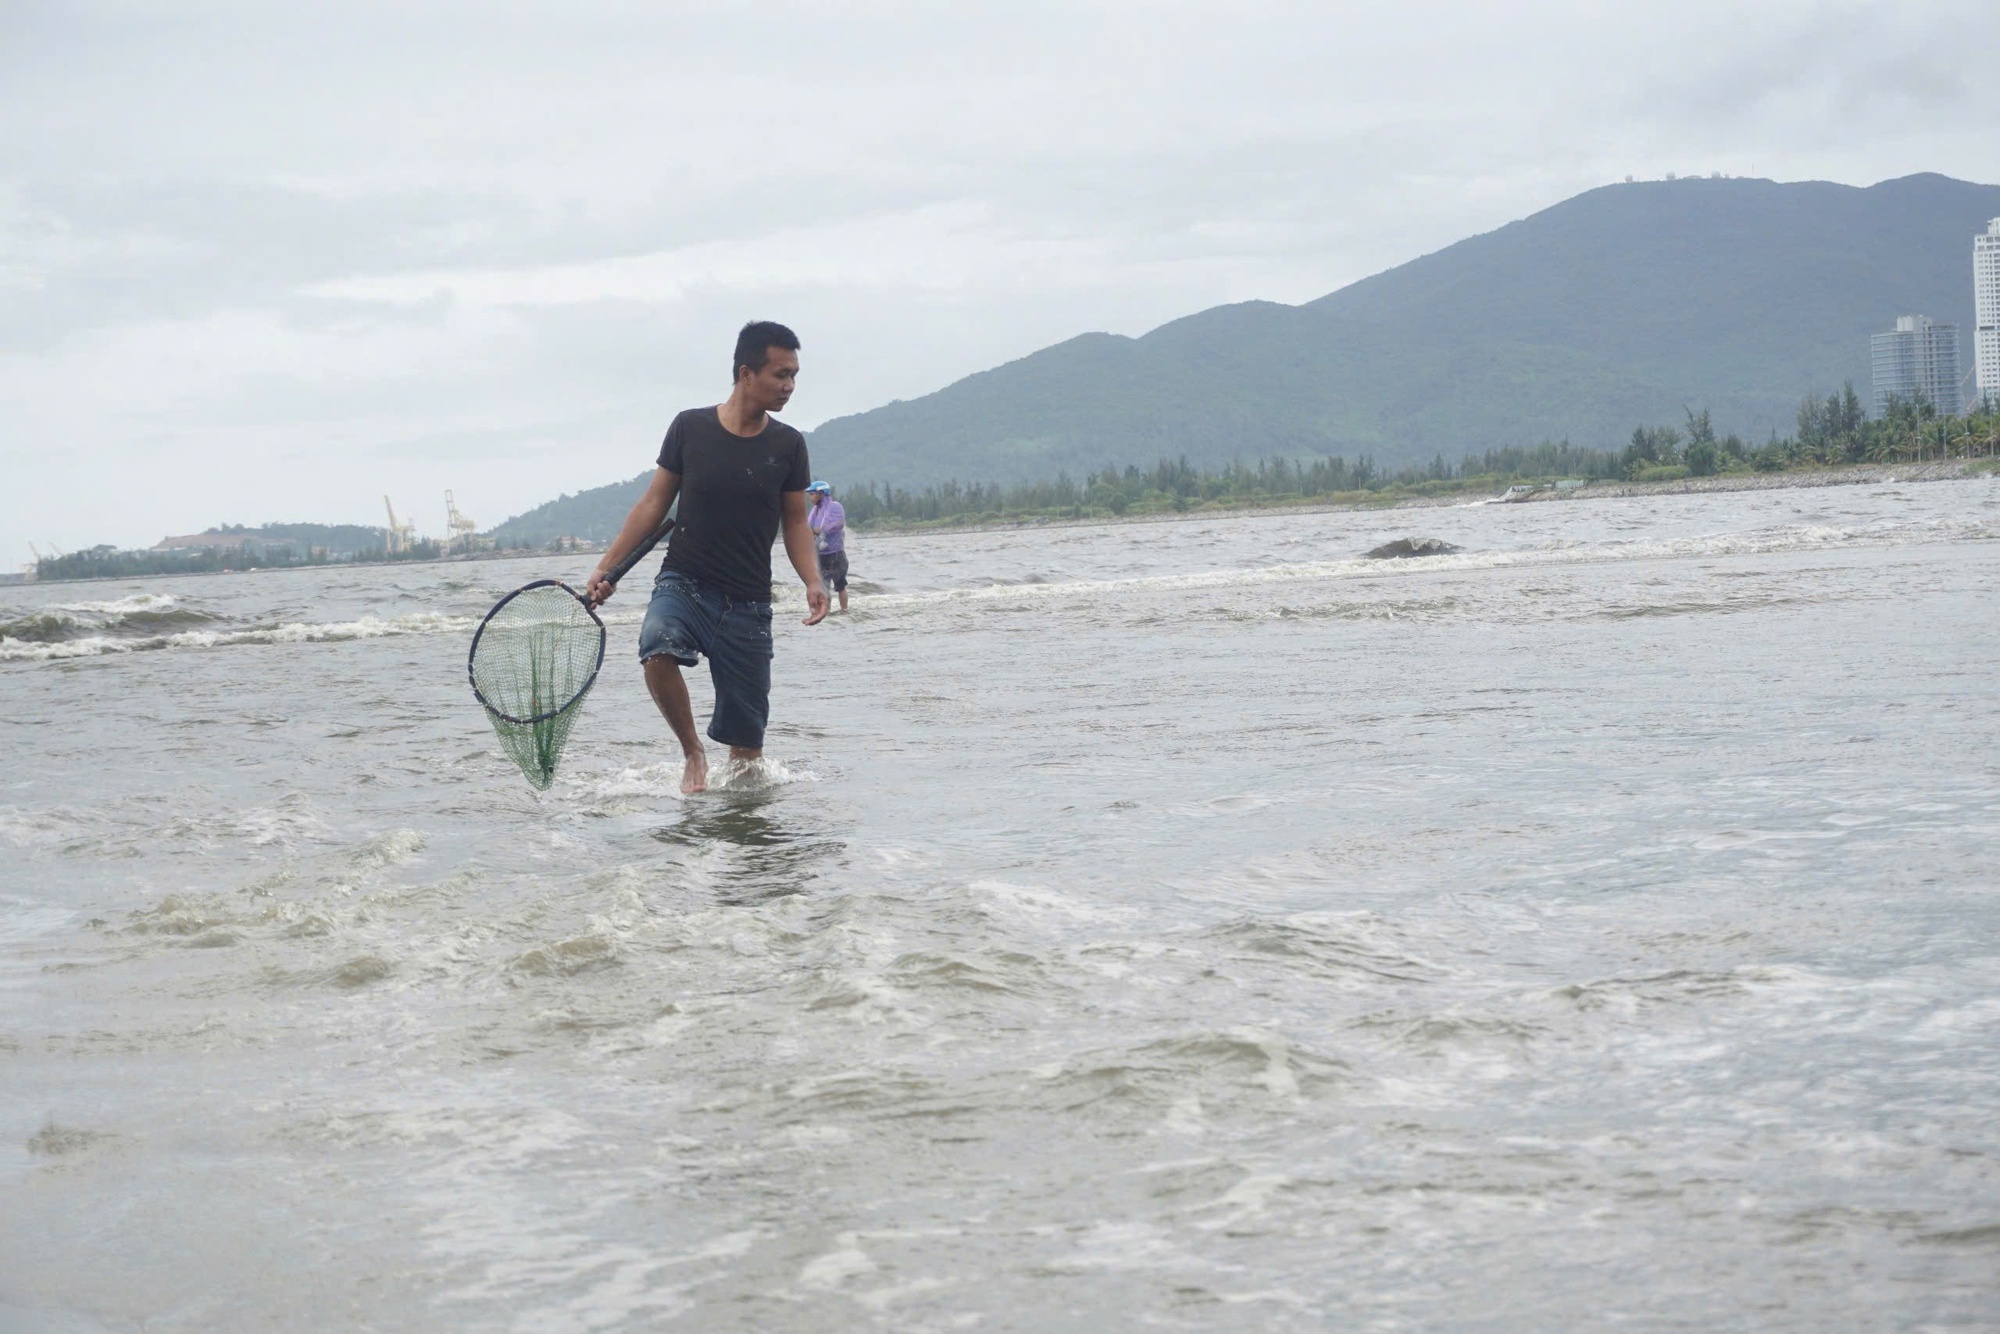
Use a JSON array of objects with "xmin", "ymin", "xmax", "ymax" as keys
[{"xmin": 587, "ymin": 321, "xmax": 828, "ymax": 794}]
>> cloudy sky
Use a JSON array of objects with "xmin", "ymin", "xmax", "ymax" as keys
[{"xmin": 3, "ymin": 0, "xmax": 1996, "ymax": 558}]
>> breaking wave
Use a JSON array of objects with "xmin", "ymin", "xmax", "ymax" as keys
[
  {"xmin": 561, "ymin": 757, "xmax": 823, "ymax": 803},
  {"xmin": 862, "ymin": 514, "xmax": 1999, "ymax": 611},
  {"xmin": 4, "ymin": 510, "xmax": 1990, "ymax": 663},
  {"xmin": 0, "ymin": 593, "xmax": 220, "ymax": 646},
  {"xmin": 0, "ymin": 610, "xmax": 477, "ymax": 662}
]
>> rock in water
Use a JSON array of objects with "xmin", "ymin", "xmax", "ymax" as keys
[{"xmin": 1363, "ymin": 537, "xmax": 1462, "ymax": 559}]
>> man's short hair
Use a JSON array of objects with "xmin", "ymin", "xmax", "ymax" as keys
[{"xmin": 733, "ymin": 321, "xmax": 800, "ymax": 381}]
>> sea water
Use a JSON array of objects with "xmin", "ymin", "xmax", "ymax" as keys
[{"xmin": 2, "ymin": 481, "xmax": 1997, "ymax": 1330}]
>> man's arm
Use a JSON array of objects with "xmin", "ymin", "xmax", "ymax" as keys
[
  {"xmin": 781, "ymin": 490, "xmax": 830, "ymax": 626},
  {"xmin": 586, "ymin": 467, "xmax": 678, "ymax": 605}
]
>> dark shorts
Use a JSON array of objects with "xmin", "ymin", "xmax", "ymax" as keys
[
  {"xmin": 637, "ymin": 569, "xmax": 775, "ymax": 750},
  {"xmin": 818, "ymin": 549, "xmax": 849, "ymax": 592}
]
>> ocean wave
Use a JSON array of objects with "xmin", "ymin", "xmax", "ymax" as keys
[
  {"xmin": 0, "ymin": 805, "xmax": 89, "ymax": 850},
  {"xmin": 0, "ymin": 592, "xmax": 221, "ymax": 645},
  {"xmin": 859, "ymin": 515, "xmax": 1999, "ymax": 611},
  {"xmin": 0, "ymin": 611, "xmax": 477, "ymax": 662},
  {"xmin": 6, "ymin": 513, "xmax": 1988, "ymax": 662},
  {"xmin": 562, "ymin": 757, "xmax": 822, "ymax": 803},
  {"xmin": 53, "ymin": 593, "xmax": 183, "ymax": 615}
]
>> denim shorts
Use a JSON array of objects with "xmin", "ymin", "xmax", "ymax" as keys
[{"xmin": 637, "ymin": 569, "xmax": 775, "ymax": 750}]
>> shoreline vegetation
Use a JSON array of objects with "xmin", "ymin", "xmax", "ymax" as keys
[
  {"xmin": 25, "ymin": 537, "xmax": 455, "ymax": 584},
  {"xmin": 859, "ymin": 456, "xmax": 1996, "ymax": 536},
  {"xmin": 842, "ymin": 392, "xmax": 1999, "ymax": 531},
  {"xmin": 22, "ymin": 390, "xmax": 2000, "ymax": 583}
]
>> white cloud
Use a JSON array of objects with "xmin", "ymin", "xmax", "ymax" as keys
[{"xmin": 1, "ymin": 0, "xmax": 1996, "ymax": 555}]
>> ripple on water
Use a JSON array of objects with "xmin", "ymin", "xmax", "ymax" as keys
[{"xmin": 5, "ymin": 488, "xmax": 1999, "ymax": 1329}]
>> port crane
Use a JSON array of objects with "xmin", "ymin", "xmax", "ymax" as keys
[
  {"xmin": 382, "ymin": 496, "xmax": 417, "ymax": 554},
  {"xmin": 444, "ymin": 490, "xmax": 480, "ymax": 552}
]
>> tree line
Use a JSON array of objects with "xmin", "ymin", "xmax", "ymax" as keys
[
  {"xmin": 33, "ymin": 539, "xmax": 447, "ymax": 583},
  {"xmin": 838, "ymin": 387, "xmax": 2000, "ymax": 528},
  {"xmin": 32, "ymin": 385, "xmax": 2000, "ymax": 576}
]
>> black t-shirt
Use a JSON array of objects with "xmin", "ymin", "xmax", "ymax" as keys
[{"xmin": 657, "ymin": 406, "xmax": 811, "ymax": 600}]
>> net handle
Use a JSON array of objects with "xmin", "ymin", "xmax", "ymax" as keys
[
  {"xmin": 602, "ymin": 516, "xmax": 676, "ymax": 590},
  {"xmin": 466, "ymin": 579, "xmax": 607, "ymax": 726}
]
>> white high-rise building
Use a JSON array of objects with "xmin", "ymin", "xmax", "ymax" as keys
[
  {"xmin": 1871, "ymin": 315, "xmax": 1961, "ymax": 417},
  {"xmin": 1978, "ymin": 218, "xmax": 2000, "ymax": 409}
]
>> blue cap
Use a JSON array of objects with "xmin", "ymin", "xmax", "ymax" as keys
[{"xmin": 807, "ymin": 480, "xmax": 831, "ymax": 493}]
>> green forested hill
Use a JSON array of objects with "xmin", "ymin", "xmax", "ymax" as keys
[
  {"xmin": 205, "ymin": 522, "xmax": 389, "ymax": 555},
  {"xmin": 487, "ymin": 172, "xmax": 2000, "ymax": 539},
  {"xmin": 801, "ymin": 173, "xmax": 2000, "ymax": 487},
  {"xmin": 487, "ymin": 474, "xmax": 653, "ymax": 545}
]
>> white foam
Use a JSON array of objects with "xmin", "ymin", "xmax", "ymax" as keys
[
  {"xmin": 0, "ymin": 610, "xmax": 477, "ymax": 662},
  {"xmin": 560, "ymin": 756, "xmax": 820, "ymax": 803},
  {"xmin": 51, "ymin": 592, "xmax": 183, "ymax": 616},
  {"xmin": 852, "ymin": 514, "xmax": 1999, "ymax": 613},
  {"xmin": 709, "ymin": 756, "xmax": 821, "ymax": 789},
  {"xmin": 10, "ymin": 513, "xmax": 1987, "ymax": 663},
  {"xmin": 970, "ymin": 878, "xmax": 1128, "ymax": 926},
  {"xmin": 1210, "ymin": 1172, "xmax": 1292, "ymax": 1218},
  {"xmin": 798, "ymin": 1233, "xmax": 876, "ymax": 1289},
  {"xmin": 855, "ymin": 1277, "xmax": 954, "ymax": 1311},
  {"xmin": 0, "ymin": 805, "xmax": 85, "ymax": 850},
  {"xmin": 565, "ymin": 763, "xmax": 686, "ymax": 801},
  {"xmin": 0, "ymin": 896, "xmax": 77, "ymax": 990},
  {"xmin": 1236, "ymin": 1029, "xmax": 1300, "ymax": 1099}
]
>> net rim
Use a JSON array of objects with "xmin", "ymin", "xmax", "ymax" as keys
[{"xmin": 466, "ymin": 578, "xmax": 607, "ymax": 725}]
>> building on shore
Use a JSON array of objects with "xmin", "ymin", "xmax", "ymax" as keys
[
  {"xmin": 1978, "ymin": 218, "xmax": 2000, "ymax": 410},
  {"xmin": 1870, "ymin": 315, "xmax": 1961, "ymax": 418},
  {"xmin": 152, "ymin": 530, "xmax": 316, "ymax": 557}
]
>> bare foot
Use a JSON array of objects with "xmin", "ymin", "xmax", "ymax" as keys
[{"xmin": 680, "ymin": 749, "xmax": 709, "ymax": 794}]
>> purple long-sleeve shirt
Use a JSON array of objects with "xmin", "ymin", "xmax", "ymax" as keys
[{"xmin": 809, "ymin": 497, "xmax": 845, "ymax": 554}]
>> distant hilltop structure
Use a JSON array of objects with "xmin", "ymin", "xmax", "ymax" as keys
[
  {"xmin": 152, "ymin": 529, "xmax": 303, "ymax": 555},
  {"xmin": 1870, "ymin": 314, "xmax": 1961, "ymax": 417},
  {"xmin": 1623, "ymin": 171, "xmax": 1741, "ymax": 184},
  {"xmin": 1977, "ymin": 218, "xmax": 2000, "ymax": 409},
  {"xmin": 151, "ymin": 523, "xmax": 389, "ymax": 558}
]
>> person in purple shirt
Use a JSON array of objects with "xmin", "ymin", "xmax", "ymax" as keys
[{"xmin": 806, "ymin": 481, "xmax": 850, "ymax": 613}]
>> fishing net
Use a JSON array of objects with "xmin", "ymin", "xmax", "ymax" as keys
[{"xmin": 467, "ymin": 580, "xmax": 606, "ymax": 790}]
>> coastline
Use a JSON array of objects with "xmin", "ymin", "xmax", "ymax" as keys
[
  {"xmin": 1512, "ymin": 458, "xmax": 1986, "ymax": 504},
  {"xmin": 2, "ymin": 544, "xmax": 561, "ymax": 590},
  {"xmin": 851, "ymin": 457, "xmax": 1994, "ymax": 540},
  {"xmin": 13, "ymin": 460, "xmax": 1993, "ymax": 589}
]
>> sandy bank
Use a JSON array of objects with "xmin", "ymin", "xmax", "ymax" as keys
[
  {"xmin": 1512, "ymin": 459, "xmax": 1986, "ymax": 504},
  {"xmin": 855, "ymin": 459, "xmax": 1992, "ymax": 540}
]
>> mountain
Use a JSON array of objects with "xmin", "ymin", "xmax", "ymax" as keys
[
  {"xmin": 487, "ymin": 478, "xmax": 650, "ymax": 546},
  {"xmin": 485, "ymin": 172, "xmax": 2000, "ymax": 540},
  {"xmin": 801, "ymin": 173, "xmax": 2000, "ymax": 486}
]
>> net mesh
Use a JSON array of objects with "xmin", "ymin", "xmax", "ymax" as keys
[{"xmin": 468, "ymin": 583, "xmax": 605, "ymax": 791}]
